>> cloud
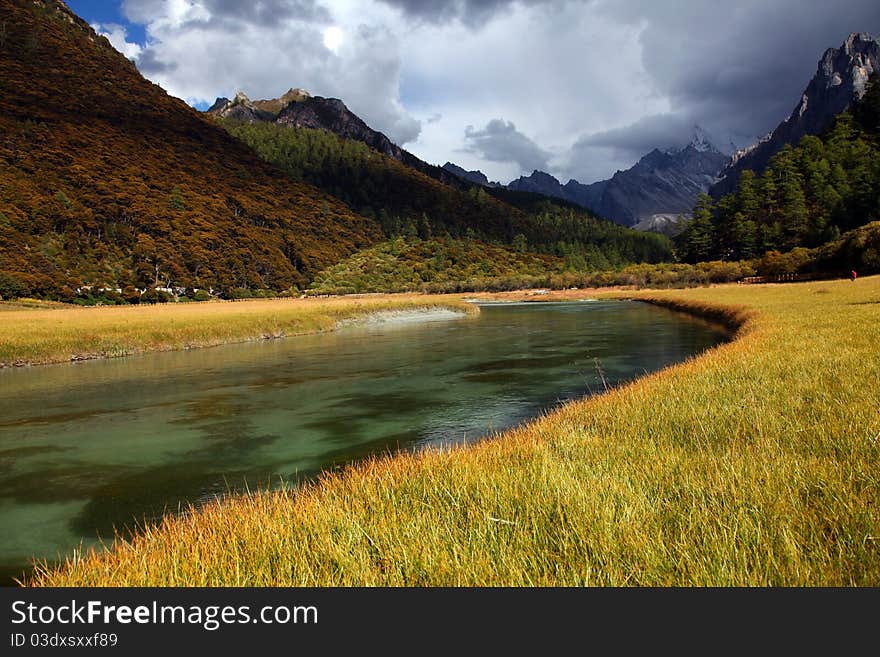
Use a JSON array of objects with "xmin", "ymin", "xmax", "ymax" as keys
[
  {"xmin": 463, "ymin": 119, "xmax": 551, "ymax": 172},
  {"xmin": 376, "ymin": 0, "xmax": 559, "ymax": 27},
  {"xmin": 561, "ymin": 114, "xmax": 711, "ymax": 183},
  {"xmin": 100, "ymin": 0, "xmax": 880, "ymax": 184},
  {"xmin": 592, "ymin": 0, "xmax": 880, "ymax": 148},
  {"xmin": 397, "ymin": 1, "xmax": 656, "ymax": 182},
  {"xmin": 574, "ymin": 114, "xmax": 694, "ymax": 157},
  {"xmin": 400, "ymin": 0, "xmax": 879, "ymax": 183},
  {"xmin": 199, "ymin": 0, "xmax": 331, "ymax": 26},
  {"xmin": 136, "ymin": 47, "xmax": 177, "ymax": 74},
  {"xmin": 122, "ymin": 0, "xmax": 330, "ymax": 27},
  {"xmin": 120, "ymin": 0, "xmax": 421, "ymax": 145},
  {"xmin": 92, "ymin": 22, "xmax": 143, "ymax": 60}
]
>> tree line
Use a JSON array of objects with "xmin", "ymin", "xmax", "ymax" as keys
[
  {"xmin": 678, "ymin": 80, "xmax": 880, "ymax": 264},
  {"xmin": 221, "ymin": 121, "xmax": 673, "ymax": 268}
]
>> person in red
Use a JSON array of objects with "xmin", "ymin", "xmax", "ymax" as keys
[{"xmin": 851, "ymin": 270, "xmax": 858, "ymax": 282}]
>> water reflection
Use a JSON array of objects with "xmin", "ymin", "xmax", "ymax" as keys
[{"xmin": 0, "ymin": 301, "xmax": 726, "ymax": 582}]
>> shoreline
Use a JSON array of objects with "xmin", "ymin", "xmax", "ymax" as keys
[
  {"xmin": 18, "ymin": 277, "xmax": 880, "ymax": 585},
  {"xmin": 32, "ymin": 287, "xmax": 752, "ymax": 585},
  {"xmin": 0, "ymin": 295, "xmax": 479, "ymax": 369},
  {"xmin": 335, "ymin": 307, "xmax": 469, "ymax": 328},
  {"xmin": 0, "ymin": 285, "xmax": 719, "ymax": 369}
]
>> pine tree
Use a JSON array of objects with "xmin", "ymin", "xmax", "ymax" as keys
[
  {"xmin": 679, "ymin": 194, "xmax": 715, "ymax": 263},
  {"xmin": 736, "ymin": 170, "xmax": 760, "ymax": 217}
]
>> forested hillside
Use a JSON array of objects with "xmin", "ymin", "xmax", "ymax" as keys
[
  {"xmin": 307, "ymin": 237, "xmax": 567, "ymax": 295},
  {"xmin": 220, "ymin": 121, "xmax": 673, "ymax": 267},
  {"xmin": 678, "ymin": 81, "xmax": 880, "ymax": 263},
  {"xmin": 0, "ymin": 0, "xmax": 380, "ymax": 298}
]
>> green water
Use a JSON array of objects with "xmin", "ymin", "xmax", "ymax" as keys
[{"xmin": 0, "ymin": 301, "xmax": 726, "ymax": 582}]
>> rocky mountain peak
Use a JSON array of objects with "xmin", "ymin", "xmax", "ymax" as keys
[
  {"xmin": 441, "ymin": 163, "xmax": 500, "ymax": 187},
  {"xmin": 281, "ymin": 87, "xmax": 311, "ymax": 102},
  {"xmin": 206, "ymin": 88, "xmax": 468, "ymax": 188},
  {"xmin": 712, "ymin": 32, "xmax": 879, "ymax": 196},
  {"xmin": 207, "ymin": 87, "xmax": 315, "ymax": 121},
  {"xmin": 663, "ymin": 126, "xmax": 721, "ymax": 156},
  {"xmin": 207, "ymin": 90, "xmax": 271, "ymax": 122},
  {"xmin": 836, "ymin": 32, "xmax": 877, "ymax": 99},
  {"xmin": 688, "ymin": 125, "xmax": 716, "ymax": 153},
  {"xmin": 794, "ymin": 31, "xmax": 878, "ymax": 117},
  {"xmin": 506, "ymin": 130, "xmax": 727, "ymax": 227},
  {"xmin": 660, "ymin": 124, "xmax": 721, "ymax": 161},
  {"xmin": 504, "ymin": 170, "xmax": 568, "ymax": 198},
  {"xmin": 527, "ymin": 170, "xmax": 562, "ymax": 185}
]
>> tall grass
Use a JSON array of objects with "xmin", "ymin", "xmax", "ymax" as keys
[
  {"xmin": 30, "ymin": 277, "xmax": 880, "ymax": 585},
  {"xmin": 0, "ymin": 295, "xmax": 475, "ymax": 367}
]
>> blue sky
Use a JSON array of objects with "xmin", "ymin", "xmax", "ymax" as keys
[
  {"xmin": 66, "ymin": 1, "xmax": 146, "ymax": 45},
  {"xmin": 65, "ymin": 1, "xmax": 217, "ymax": 109}
]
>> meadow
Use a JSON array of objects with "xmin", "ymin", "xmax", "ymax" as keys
[
  {"xmin": 25, "ymin": 277, "xmax": 880, "ymax": 585},
  {"xmin": 0, "ymin": 295, "xmax": 475, "ymax": 367}
]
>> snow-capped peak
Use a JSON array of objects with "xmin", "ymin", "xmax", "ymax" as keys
[
  {"xmin": 689, "ymin": 125, "xmax": 714, "ymax": 152},
  {"xmin": 663, "ymin": 125, "xmax": 719, "ymax": 156}
]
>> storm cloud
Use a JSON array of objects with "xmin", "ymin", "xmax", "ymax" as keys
[
  {"xmin": 122, "ymin": 0, "xmax": 330, "ymax": 27},
  {"xmin": 96, "ymin": 0, "xmax": 880, "ymax": 183},
  {"xmin": 463, "ymin": 119, "xmax": 551, "ymax": 172},
  {"xmin": 201, "ymin": 0, "xmax": 331, "ymax": 25},
  {"xmin": 560, "ymin": 114, "xmax": 700, "ymax": 181},
  {"xmin": 564, "ymin": 0, "xmax": 880, "ymax": 179},
  {"xmin": 376, "ymin": 0, "xmax": 565, "ymax": 27},
  {"xmin": 117, "ymin": 0, "xmax": 421, "ymax": 145}
]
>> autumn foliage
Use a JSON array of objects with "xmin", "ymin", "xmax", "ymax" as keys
[{"xmin": 0, "ymin": 0, "xmax": 381, "ymax": 298}]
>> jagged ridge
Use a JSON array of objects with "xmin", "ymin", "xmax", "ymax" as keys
[
  {"xmin": 712, "ymin": 32, "xmax": 880, "ymax": 196},
  {"xmin": 502, "ymin": 127, "xmax": 728, "ymax": 227},
  {"xmin": 207, "ymin": 90, "xmax": 468, "ymax": 189}
]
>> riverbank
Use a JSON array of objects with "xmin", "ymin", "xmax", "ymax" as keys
[
  {"xmin": 29, "ymin": 277, "xmax": 880, "ymax": 585},
  {"xmin": 335, "ymin": 307, "xmax": 468, "ymax": 328},
  {"xmin": 0, "ymin": 295, "xmax": 477, "ymax": 368}
]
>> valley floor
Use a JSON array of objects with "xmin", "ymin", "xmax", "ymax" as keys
[{"xmin": 26, "ymin": 278, "xmax": 880, "ymax": 585}]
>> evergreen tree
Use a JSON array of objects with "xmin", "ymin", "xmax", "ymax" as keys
[{"xmin": 678, "ymin": 194, "xmax": 715, "ymax": 263}]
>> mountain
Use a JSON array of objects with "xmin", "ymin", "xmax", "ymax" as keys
[
  {"xmin": 573, "ymin": 132, "xmax": 729, "ymax": 227},
  {"xmin": 440, "ymin": 162, "xmax": 598, "ymax": 210},
  {"xmin": 217, "ymin": 88, "xmax": 714, "ymax": 236},
  {"xmin": 220, "ymin": 120, "xmax": 674, "ymax": 266},
  {"xmin": 211, "ymin": 92, "xmax": 592, "ymax": 220},
  {"xmin": 0, "ymin": 0, "xmax": 380, "ymax": 298},
  {"xmin": 441, "ymin": 162, "xmax": 501, "ymax": 187},
  {"xmin": 206, "ymin": 88, "xmax": 311, "ymax": 122},
  {"xmin": 712, "ymin": 32, "xmax": 880, "ymax": 196},
  {"xmin": 505, "ymin": 127, "xmax": 728, "ymax": 228},
  {"xmin": 678, "ymin": 78, "xmax": 880, "ymax": 263},
  {"xmin": 0, "ymin": 0, "xmax": 671, "ymax": 304},
  {"xmin": 506, "ymin": 170, "xmax": 573, "ymax": 200},
  {"xmin": 631, "ymin": 214, "xmax": 691, "ymax": 237},
  {"xmin": 208, "ymin": 91, "xmax": 467, "ymax": 188}
]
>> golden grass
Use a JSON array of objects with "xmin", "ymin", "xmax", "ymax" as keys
[
  {"xmin": 0, "ymin": 295, "xmax": 476, "ymax": 367},
  {"xmin": 30, "ymin": 277, "xmax": 880, "ymax": 585}
]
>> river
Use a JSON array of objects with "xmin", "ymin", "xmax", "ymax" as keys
[{"xmin": 0, "ymin": 300, "xmax": 727, "ymax": 582}]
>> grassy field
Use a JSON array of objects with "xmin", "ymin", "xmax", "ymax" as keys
[
  {"xmin": 29, "ymin": 277, "xmax": 880, "ymax": 585},
  {"xmin": 0, "ymin": 295, "xmax": 475, "ymax": 367}
]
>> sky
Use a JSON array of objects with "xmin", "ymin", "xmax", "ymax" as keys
[{"xmin": 66, "ymin": 0, "xmax": 880, "ymax": 185}]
